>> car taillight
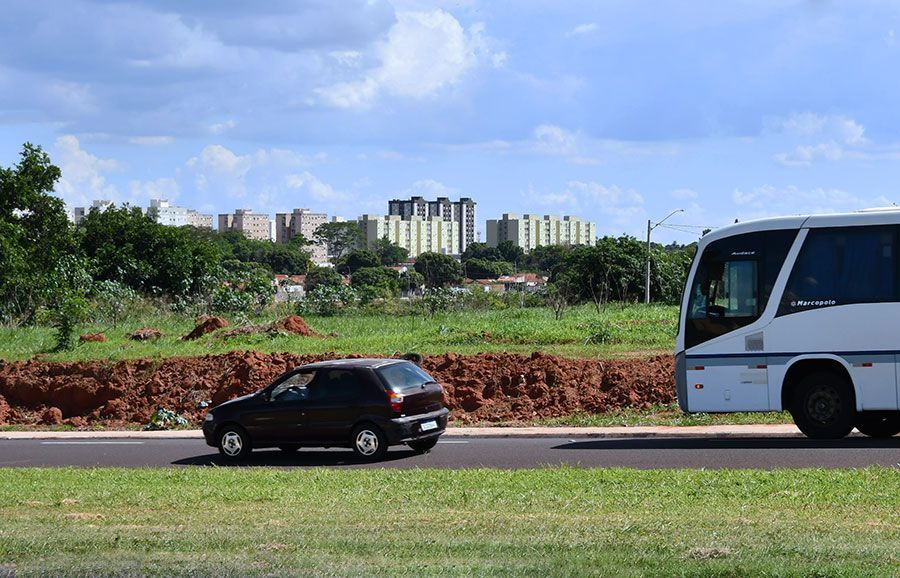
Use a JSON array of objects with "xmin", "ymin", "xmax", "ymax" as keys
[{"xmin": 387, "ymin": 391, "xmax": 404, "ymax": 413}]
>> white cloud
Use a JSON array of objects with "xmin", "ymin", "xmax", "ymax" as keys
[
  {"xmin": 376, "ymin": 149, "xmax": 426, "ymax": 162},
  {"xmin": 285, "ymin": 171, "xmax": 347, "ymax": 201},
  {"xmin": 532, "ymin": 124, "xmax": 578, "ymax": 156},
  {"xmin": 128, "ymin": 177, "xmax": 180, "ymax": 202},
  {"xmin": 208, "ymin": 120, "xmax": 236, "ymax": 135},
  {"xmin": 402, "ymin": 179, "xmax": 458, "ymax": 198},
  {"xmin": 671, "ymin": 188, "xmax": 698, "ymax": 200},
  {"xmin": 52, "ymin": 135, "xmax": 118, "ymax": 206},
  {"xmin": 128, "ymin": 135, "xmax": 174, "ymax": 146},
  {"xmin": 567, "ymin": 23, "xmax": 598, "ymax": 37},
  {"xmin": 317, "ymin": 10, "xmax": 500, "ymax": 108},
  {"xmin": 774, "ymin": 141, "xmax": 844, "ymax": 167},
  {"xmin": 731, "ymin": 184, "xmax": 893, "ymax": 218},
  {"xmin": 772, "ymin": 113, "xmax": 869, "ymax": 167}
]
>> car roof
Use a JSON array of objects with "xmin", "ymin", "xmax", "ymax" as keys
[{"xmin": 298, "ymin": 358, "xmax": 407, "ymax": 370}]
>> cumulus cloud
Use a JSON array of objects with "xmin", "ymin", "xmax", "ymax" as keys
[
  {"xmin": 566, "ymin": 23, "xmax": 598, "ymax": 37},
  {"xmin": 532, "ymin": 124, "xmax": 578, "ymax": 156},
  {"xmin": 52, "ymin": 135, "xmax": 119, "ymax": 207},
  {"xmin": 772, "ymin": 113, "xmax": 871, "ymax": 167},
  {"xmin": 128, "ymin": 177, "xmax": 180, "ymax": 202},
  {"xmin": 317, "ymin": 10, "xmax": 500, "ymax": 108},
  {"xmin": 400, "ymin": 179, "xmax": 459, "ymax": 198},
  {"xmin": 128, "ymin": 136, "xmax": 174, "ymax": 146},
  {"xmin": 285, "ymin": 171, "xmax": 346, "ymax": 201}
]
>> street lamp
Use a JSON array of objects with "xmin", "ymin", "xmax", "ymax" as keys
[{"xmin": 644, "ymin": 208, "xmax": 683, "ymax": 304}]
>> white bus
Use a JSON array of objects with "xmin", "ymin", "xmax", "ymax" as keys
[{"xmin": 676, "ymin": 209, "xmax": 900, "ymax": 439}]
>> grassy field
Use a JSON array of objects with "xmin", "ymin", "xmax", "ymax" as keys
[
  {"xmin": 0, "ymin": 303, "xmax": 678, "ymax": 362},
  {"xmin": 0, "ymin": 467, "xmax": 896, "ymax": 577}
]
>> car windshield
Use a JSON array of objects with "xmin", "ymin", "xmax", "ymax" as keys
[{"xmin": 376, "ymin": 362, "xmax": 436, "ymax": 393}]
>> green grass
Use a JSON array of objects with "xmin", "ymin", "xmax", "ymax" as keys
[
  {"xmin": 0, "ymin": 303, "xmax": 678, "ymax": 362},
  {"xmin": 532, "ymin": 403, "xmax": 794, "ymax": 427},
  {"xmin": 0, "ymin": 467, "xmax": 896, "ymax": 577}
]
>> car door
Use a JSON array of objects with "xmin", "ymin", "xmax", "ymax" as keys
[
  {"xmin": 303, "ymin": 369, "xmax": 365, "ymax": 443},
  {"xmin": 241, "ymin": 371, "xmax": 313, "ymax": 445}
]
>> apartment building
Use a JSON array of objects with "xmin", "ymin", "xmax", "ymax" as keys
[
  {"xmin": 275, "ymin": 208, "xmax": 328, "ymax": 263},
  {"xmin": 147, "ymin": 199, "xmax": 213, "ymax": 229},
  {"xmin": 486, "ymin": 213, "xmax": 597, "ymax": 251},
  {"xmin": 387, "ymin": 196, "xmax": 476, "ymax": 254},
  {"xmin": 218, "ymin": 209, "xmax": 272, "ymax": 241},
  {"xmin": 358, "ymin": 214, "xmax": 460, "ymax": 258},
  {"xmin": 72, "ymin": 199, "xmax": 114, "ymax": 225}
]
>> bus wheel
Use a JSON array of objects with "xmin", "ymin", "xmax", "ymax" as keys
[
  {"xmin": 789, "ymin": 372, "xmax": 856, "ymax": 439},
  {"xmin": 855, "ymin": 412, "xmax": 900, "ymax": 438}
]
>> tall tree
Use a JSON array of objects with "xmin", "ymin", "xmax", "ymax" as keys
[
  {"xmin": 314, "ymin": 221, "xmax": 364, "ymax": 259},
  {"xmin": 414, "ymin": 252, "xmax": 463, "ymax": 288},
  {"xmin": 373, "ymin": 236, "xmax": 409, "ymax": 266},
  {"xmin": 0, "ymin": 143, "xmax": 75, "ymax": 322}
]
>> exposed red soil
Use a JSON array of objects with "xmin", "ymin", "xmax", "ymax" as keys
[
  {"xmin": 129, "ymin": 328, "xmax": 163, "ymax": 341},
  {"xmin": 78, "ymin": 333, "xmax": 107, "ymax": 343},
  {"xmin": 220, "ymin": 316, "xmax": 324, "ymax": 339},
  {"xmin": 0, "ymin": 352, "xmax": 675, "ymax": 427},
  {"xmin": 182, "ymin": 316, "xmax": 228, "ymax": 340}
]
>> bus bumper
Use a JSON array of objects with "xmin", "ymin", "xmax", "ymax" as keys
[{"xmin": 675, "ymin": 351, "xmax": 689, "ymax": 412}]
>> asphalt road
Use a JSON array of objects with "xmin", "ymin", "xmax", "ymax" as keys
[{"xmin": 1, "ymin": 436, "xmax": 898, "ymax": 469}]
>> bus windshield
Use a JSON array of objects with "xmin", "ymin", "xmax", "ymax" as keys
[{"xmin": 685, "ymin": 229, "xmax": 796, "ymax": 349}]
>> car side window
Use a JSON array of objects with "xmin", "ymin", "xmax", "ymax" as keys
[
  {"xmin": 271, "ymin": 372, "xmax": 315, "ymax": 402},
  {"xmin": 310, "ymin": 369, "xmax": 363, "ymax": 403}
]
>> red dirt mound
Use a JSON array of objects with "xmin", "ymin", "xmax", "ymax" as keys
[
  {"xmin": 79, "ymin": 333, "xmax": 107, "ymax": 343},
  {"xmin": 182, "ymin": 316, "xmax": 228, "ymax": 340},
  {"xmin": 220, "ymin": 316, "xmax": 323, "ymax": 339},
  {"xmin": 129, "ymin": 328, "xmax": 163, "ymax": 341},
  {"xmin": 0, "ymin": 351, "xmax": 675, "ymax": 427}
]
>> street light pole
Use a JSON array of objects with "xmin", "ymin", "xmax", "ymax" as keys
[{"xmin": 644, "ymin": 208, "xmax": 684, "ymax": 304}]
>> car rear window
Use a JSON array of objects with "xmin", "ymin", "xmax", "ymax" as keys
[{"xmin": 376, "ymin": 362, "xmax": 436, "ymax": 393}]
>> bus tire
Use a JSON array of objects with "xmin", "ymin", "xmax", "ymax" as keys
[
  {"xmin": 789, "ymin": 371, "xmax": 856, "ymax": 439},
  {"xmin": 855, "ymin": 412, "xmax": 900, "ymax": 438}
]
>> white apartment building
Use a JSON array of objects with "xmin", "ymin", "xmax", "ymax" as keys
[
  {"xmin": 147, "ymin": 199, "xmax": 213, "ymax": 229},
  {"xmin": 388, "ymin": 196, "xmax": 476, "ymax": 254},
  {"xmin": 358, "ymin": 214, "xmax": 460, "ymax": 258},
  {"xmin": 486, "ymin": 213, "xmax": 597, "ymax": 251},
  {"xmin": 275, "ymin": 208, "xmax": 328, "ymax": 263},
  {"xmin": 218, "ymin": 209, "xmax": 272, "ymax": 241}
]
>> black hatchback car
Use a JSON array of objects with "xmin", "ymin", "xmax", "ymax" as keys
[{"xmin": 202, "ymin": 358, "xmax": 449, "ymax": 460}]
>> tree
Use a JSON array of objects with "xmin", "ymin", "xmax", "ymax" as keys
[
  {"xmin": 373, "ymin": 236, "xmax": 409, "ymax": 266},
  {"xmin": 414, "ymin": 252, "xmax": 463, "ymax": 288},
  {"xmin": 398, "ymin": 270, "xmax": 425, "ymax": 293},
  {"xmin": 338, "ymin": 249, "xmax": 380, "ymax": 274},
  {"xmin": 463, "ymin": 258, "xmax": 511, "ymax": 280},
  {"xmin": 461, "ymin": 242, "xmax": 502, "ymax": 263},
  {"xmin": 0, "ymin": 143, "xmax": 75, "ymax": 323},
  {"xmin": 314, "ymin": 221, "xmax": 364, "ymax": 259},
  {"xmin": 522, "ymin": 244, "xmax": 571, "ymax": 276},
  {"xmin": 304, "ymin": 266, "xmax": 343, "ymax": 293},
  {"xmin": 351, "ymin": 266, "xmax": 400, "ymax": 302},
  {"xmin": 497, "ymin": 240, "xmax": 525, "ymax": 266}
]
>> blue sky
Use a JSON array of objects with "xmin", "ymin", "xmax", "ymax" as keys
[{"xmin": 2, "ymin": 0, "xmax": 900, "ymax": 243}]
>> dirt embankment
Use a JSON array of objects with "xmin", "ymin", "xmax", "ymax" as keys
[{"xmin": 0, "ymin": 352, "xmax": 675, "ymax": 427}]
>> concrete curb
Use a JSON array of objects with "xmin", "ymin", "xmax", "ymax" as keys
[{"xmin": 0, "ymin": 424, "xmax": 811, "ymax": 440}]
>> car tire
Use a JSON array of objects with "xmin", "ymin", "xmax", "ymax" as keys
[
  {"xmin": 789, "ymin": 371, "xmax": 856, "ymax": 439},
  {"xmin": 855, "ymin": 412, "xmax": 900, "ymax": 438},
  {"xmin": 279, "ymin": 445, "xmax": 301, "ymax": 453},
  {"xmin": 217, "ymin": 424, "xmax": 252, "ymax": 460},
  {"xmin": 407, "ymin": 438, "xmax": 438, "ymax": 453},
  {"xmin": 351, "ymin": 423, "xmax": 388, "ymax": 461}
]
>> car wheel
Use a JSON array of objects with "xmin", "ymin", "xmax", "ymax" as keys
[
  {"xmin": 855, "ymin": 412, "xmax": 900, "ymax": 438},
  {"xmin": 217, "ymin": 425, "xmax": 251, "ymax": 460},
  {"xmin": 279, "ymin": 445, "xmax": 301, "ymax": 453},
  {"xmin": 407, "ymin": 438, "xmax": 438, "ymax": 453},
  {"xmin": 351, "ymin": 424, "xmax": 388, "ymax": 461},
  {"xmin": 789, "ymin": 372, "xmax": 856, "ymax": 439}
]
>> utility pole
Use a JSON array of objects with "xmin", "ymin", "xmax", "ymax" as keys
[{"xmin": 645, "ymin": 209, "xmax": 683, "ymax": 304}]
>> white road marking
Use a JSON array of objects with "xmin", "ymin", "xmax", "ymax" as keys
[
  {"xmin": 40, "ymin": 441, "xmax": 145, "ymax": 445},
  {"xmin": 436, "ymin": 440, "xmax": 469, "ymax": 444}
]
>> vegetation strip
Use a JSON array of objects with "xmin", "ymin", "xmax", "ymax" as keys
[{"xmin": 0, "ymin": 467, "xmax": 897, "ymax": 577}]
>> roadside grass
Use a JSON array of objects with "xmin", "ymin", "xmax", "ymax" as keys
[
  {"xmin": 0, "ymin": 303, "xmax": 678, "ymax": 362},
  {"xmin": 531, "ymin": 403, "xmax": 795, "ymax": 427},
  {"xmin": 0, "ymin": 467, "xmax": 897, "ymax": 577}
]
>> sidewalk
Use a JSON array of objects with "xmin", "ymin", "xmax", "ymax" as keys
[{"xmin": 0, "ymin": 424, "xmax": 809, "ymax": 440}]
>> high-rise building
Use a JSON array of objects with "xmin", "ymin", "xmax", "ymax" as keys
[
  {"xmin": 72, "ymin": 199, "xmax": 114, "ymax": 225},
  {"xmin": 486, "ymin": 213, "xmax": 597, "ymax": 252},
  {"xmin": 387, "ymin": 196, "xmax": 475, "ymax": 254},
  {"xmin": 275, "ymin": 208, "xmax": 328, "ymax": 263},
  {"xmin": 147, "ymin": 199, "xmax": 213, "ymax": 229},
  {"xmin": 218, "ymin": 209, "xmax": 272, "ymax": 241},
  {"xmin": 358, "ymin": 214, "xmax": 459, "ymax": 258}
]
